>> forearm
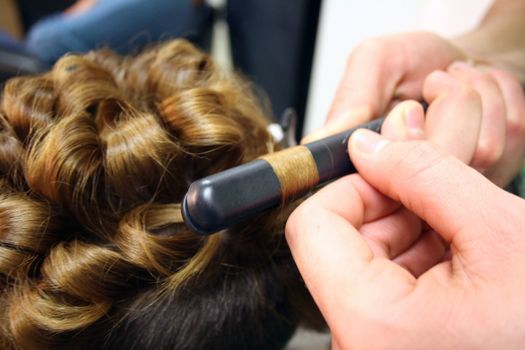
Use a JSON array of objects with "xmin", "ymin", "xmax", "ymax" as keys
[{"xmin": 451, "ymin": 0, "xmax": 525, "ymax": 81}]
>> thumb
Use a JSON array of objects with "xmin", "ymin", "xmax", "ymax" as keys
[{"xmin": 348, "ymin": 129, "xmax": 506, "ymax": 248}]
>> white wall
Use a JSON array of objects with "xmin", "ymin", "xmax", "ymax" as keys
[{"xmin": 304, "ymin": 0, "xmax": 493, "ymax": 134}]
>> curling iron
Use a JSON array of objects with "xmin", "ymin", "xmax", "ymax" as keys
[{"xmin": 182, "ymin": 117, "xmax": 384, "ymax": 235}]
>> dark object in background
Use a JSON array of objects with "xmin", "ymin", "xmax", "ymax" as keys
[
  {"xmin": 227, "ymin": 0, "xmax": 322, "ymax": 140},
  {"xmin": 24, "ymin": 1, "xmax": 215, "ymax": 64},
  {"xmin": 13, "ymin": 0, "xmax": 322, "ymax": 141},
  {"xmin": 0, "ymin": 30, "xmax": 47, "ymax": 83},
  {"xmin": 16, "ymin": 0, "xmax": 76, "ymax": 31},
  {"xmin": 0, "ymin": 48, "xmax": 46, "ymax": 83}
]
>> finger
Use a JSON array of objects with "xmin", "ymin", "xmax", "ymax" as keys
[
  {"xmin": 380, "ymin": 100, "xmax": 426, "ymax": 141},
  {"xmin": 296, "ymin": 174, "xmax": 400, "ymax": 230},
  {"xmin": 447, "ymin": 62, "xmax": 507, "ymax": 171},
  {"xmin": 327, "ymin": 37, "xmax": 403, "ymax": 124},
  {"xmin": 484, "ymin": 68, "xmax": 525, "ymax": 186},
  {"xmin": 422, "ymin": 70, "xmax": 483, "ymax": 164},
  {"xmin": 348, "ymin": 129, "xmax": 504, "ymax": 248},
  {"xmin": 393, "ymin": 229, "xmax": 448, "ymax": 277},
  {"xmin": 286, "ymin": 174, "xmax": 413, "ymax": 317},
  {"xmin": 349, "ymin": 130, "xmax": 525, "ymax": 282},
  {"xmin": 302, "ymin": 99, "xmax": 425, "ymax": 145},
  {"xmin": 360, "ymin": 207, "xmax": 422, "ymax": 259},
  {"xmin": 327, "ymin": 32, "xmax": 465, "ymax": 125},
  {"xmin": 332, "ymin": 339, "xmax": 343, "ymax": 350},
  {"xmin": 301, "ymin": 106, "xmax": 372, "ymax": 144}
]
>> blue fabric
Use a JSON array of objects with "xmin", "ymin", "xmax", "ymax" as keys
[
  {"xmin": 0, "ymin": 30, "xmax": 31, "ymax": 54},
  {"xmin": 25, "ymin": 0, "xmax": 213, "ymax": 64}
]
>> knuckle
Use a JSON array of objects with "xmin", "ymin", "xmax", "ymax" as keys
[
  {"xmin": 489, "ymin": 67, "xmax": 519, "ymax": 85},
  {"xmin": 507, "ymin": 114, "xmax": 525, "ymax": 139},
  {"xmin": 285, "ymin": 200, "xmax": 314, "ymax": 240},
  {"xmin": 443, "ymin": 80, "xmax": 483, "ymax": 109},
  {"xmin": 479, "ymin": 70, "xmax": 500, "ymax": 86},
  {"xmin": 490, "ymin": 70, "xmax": 525, "ymax": 139},
  {"xmin": 462, "ymin": 69, "xmax": 485, "ymax": 84},
  {"xmin": 451, "ymin": 65, "xmax": 498, "ymax": 90},
  {"xmin": 455, "ymin": 83, "xmax": 481, "ymax": 104},
  {"xmin": 353, "ymin": 37, "xmax": 386, "ymax": 55},
  {"xmin": 423, "ymin": 70, "xmax": 450, "ymax": 93},
  {"xmin": 426, "ymin": 69, "xmax": 448, "ymax": 83},
  {"xmin": 473, "ymin": 142, "xmax": 503, "ymax": 169},
  {"xmin": 425, "ymin": 70, "xmax": 483, "ymax": 107},
  {"xmin": 347, "ymin": 37, "xmax": 390, "ymax": 67}
]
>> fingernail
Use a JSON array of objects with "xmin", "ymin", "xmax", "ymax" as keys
[
  {"xmin": 404, "ymin": 104, "xmax": 425, "ymax": 138},
  {"xmin": 352, "ymin": 129, "xmax": 389, "ymax": 154}
]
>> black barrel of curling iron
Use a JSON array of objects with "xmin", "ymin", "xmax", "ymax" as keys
[{"xmin": 182, "ymin": 118, "xmax": 384, "ymax": 235}]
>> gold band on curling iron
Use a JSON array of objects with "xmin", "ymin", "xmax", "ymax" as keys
[{"xmin": 259, "ymin": 146, "xmax": 320, "ymax": 201}]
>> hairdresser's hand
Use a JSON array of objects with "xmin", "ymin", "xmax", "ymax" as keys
[
  {"xmin": 378, "ymin": 66, "xmax": 525, "ymax": 187},
  {"xmin": 304, "ymin": 32, "xmax": 465, "ymax": 135},
  {"xmin": 304, "ymin": 31, "xmax": 525, "ymax": 187},
  {"xmin": 286, "ymin": 131, "xmax": 525, "ymax": 350},
  {"xmin": 442, "ymin": 62, "xmax": 525, "ymax": 187}
]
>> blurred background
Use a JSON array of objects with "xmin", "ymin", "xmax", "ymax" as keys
[
  {"xmin": 0, "ymin": 0, "xmax": 321, "ymax": 142},
  {"xmin": 0, "ymin": 0, "xmax": 493, "ymax": 140}
]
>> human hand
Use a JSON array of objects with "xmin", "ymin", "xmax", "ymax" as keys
[
  {"xmin": 377, "ymin": 64, "xmax": 525, "ymax": 187},
  {"xmin": 304, "ymin": 31, "xmax": 525, "ymax": 187},
  {"xmin": 286, "ymin": 128, "xmax": 525, "ymax": 349},
  {"xmin": 442, "ymin": 61, "xmax": 525, "ymax": 187},
  {"xmin": 309, "ymin": 31, "xmax": 466, "ymax": 133}
]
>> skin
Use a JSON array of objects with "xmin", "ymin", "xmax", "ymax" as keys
[
  {"xmin": 64, "ymin": 0, "xmax": 98, "ymax": 16},
  {"xmin": 286, "ymin": 100, "xmax": 525, "ymax": 349},
  {"xmin": 287, "ymin": 3, "xmax": 525, "ymax": 341},
  {"xmin": 302, "ymin": 0, "xmax": 525, "ymax": 188}
]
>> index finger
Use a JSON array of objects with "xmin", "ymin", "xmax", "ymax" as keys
[
  {"xmin": 327, "ymin": 40, "xmax": 400, "ymax": 124},
  {"xmin": 285, "ymin": 175, "xmax": 413, "ymax": 318},
  {"xmin": 327, "ymin": 32, "xmax": 466, "ymax": 125}
]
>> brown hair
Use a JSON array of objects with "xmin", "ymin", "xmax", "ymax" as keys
[{"xmin": 0, "ymin": 39, "xmax": 322, "ymax": 349}]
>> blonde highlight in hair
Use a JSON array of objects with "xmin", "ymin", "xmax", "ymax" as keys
[{"xmin": 0, "ymin": 39, "xmax": 323, "ymax": 350}]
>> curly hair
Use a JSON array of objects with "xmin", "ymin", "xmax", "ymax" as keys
[{"xmin": 0, "ymin": 39, "xmax": 323, "ymax": 350}]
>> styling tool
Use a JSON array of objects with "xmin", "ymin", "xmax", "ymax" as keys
[{"xmin": 182, "ymin": 117, "xmax": 384, "ymax": 235}]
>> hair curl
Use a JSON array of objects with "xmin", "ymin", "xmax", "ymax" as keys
[{"xmin": 0, "ymin": 39, "xmax": 323, "ymax": 350}]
